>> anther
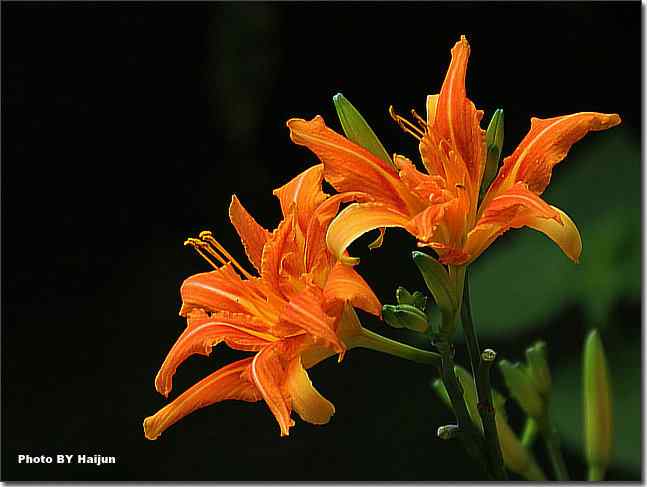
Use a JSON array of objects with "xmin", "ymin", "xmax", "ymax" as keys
[
  {"xmin": 199, "ymin": 230, "xmax": 254, "ymax": 280},
  {"xmin": 184, "ymin": 238, "xmax": 220, "ymax": 270},
  {"xmin": 389, "ymin": 105, "xmax": 424, "ymax": 141},
  {"xmin": 410, "ymin": 109, "xmax": 427, "ymax": 130}
]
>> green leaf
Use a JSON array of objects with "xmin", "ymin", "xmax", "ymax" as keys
[{"xmin": 333, "ymin": 93, "xmax": 394, "ymax": 167}]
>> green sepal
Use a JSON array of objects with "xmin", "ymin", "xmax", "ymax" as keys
[
  {"xmin": 479, "ymin": 108, "xmax": 504, "ymax": 201},
  {"xmin": 411, "ymin": 251, "xmax": 457, "ymax": 336},
  {"xmin": 381, "ymin": 304, "xmax": 429, "ymax": 333},
  {"xmin": 396, "ymin": 286, "xmax": 427, "ymax": 311},
  {"xmin": 498, "ymin": 359, "xmax": 544, "ymax": 419},
  {"xmin": 583, "ymin": 329, "xmax": 612, "ymax": 480},
  {"xmin": 525, "ymin": 341, "xmax": 552, "ymax": 397},
  {"xmin": 333, "ymin": 93, "xmax": 395, "ymax": 168}
]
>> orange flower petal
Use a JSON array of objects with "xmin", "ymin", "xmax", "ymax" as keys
[
  {"xmin": 229, "ymin": 195, "xmax": 270, "ymax": 273},
  {"xmin": 261, "ymin": 211, "xmax": 297, "ymax": 297},
  {"xmin": 287, "ymin": 116, "xmax": 422, "ymax": 215},
  {"xmin": 323, "ymin": 261, "xmax": 382, "ymax": 318},
  {"xmin": 286, "ymin": 357, "xmax": 335, "ymax": 425},
  {"xmin": 433, "ymin": 35, "xmax": 486, "ymax": 188},
  {"xmin": 143, "ymin": 357, "xmax": 260, "ymax": 440},
  {"xmin": 179, "ymin": 265, "xmax": 268, "ymax": 318},
  {"xmin": 526, "ymin": 205, "xmax": 582, "ymax": 263},
  {"xmin": 487, "ymin": 112, "xmax": 621, "ymax": 198},
  {"xmin": 463, "ymin": 183, "xmax": 567, "ymax": 264},
  {"xmin": 250, "ymin": 342, "xmax": 296, "ymax": 436},
  {"xmin": 279, "ymin": 285, "xmax": 345, "ymax": 356},
  {"xmin": 154, "ymin": 309, "xmax": 277, "ymax": 398},
  {"xmin": 325, "ymin": 202, "xmax": 411, "ymax": 265},
  {"xmin": 273, "ymin": 164, "xmax": 328, "ymax": 234},
  {"xmin": 396, "ymin": 155, "xmax": 449, "ymax": 203}
]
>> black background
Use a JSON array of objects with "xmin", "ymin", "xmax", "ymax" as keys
[{"xmin": 2, "ymin": 1, "xmax": 641, "ymax": 481}]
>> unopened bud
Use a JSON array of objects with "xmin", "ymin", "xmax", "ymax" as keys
[
  {"xmin": 525, "ymin": 341, "xmax": 551, "ymax": 396},
  {"xmin": 499, "ymin": 360, "xmax": 544, "ymax": 419}
]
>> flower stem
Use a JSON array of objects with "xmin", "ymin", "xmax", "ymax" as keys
[
  {"xmin": 538, "ymin": 416, "xmax": 570, "ymax": 480},
  {"xmin": 460, "ymin": 267, "xmax": 508, "ymax": 480},
  {"xmin": 521, "ymin": 418, "xmax": 538, "ymax": 447},
  {"xmin": 350, "ymin": 326, "xmax": 441, "ymax": 366}
]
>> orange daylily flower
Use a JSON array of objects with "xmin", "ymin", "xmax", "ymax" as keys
[
  {"xmin": 143, "ymin": 165, "xmax": 381, "ymax": 439},
  {"xmin": 287, "ymin": 36, "xmax": 621, "ymax": 266}
]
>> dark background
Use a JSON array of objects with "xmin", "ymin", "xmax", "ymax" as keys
[{"xmin": 2, "ymin": 1, "xmax": 641, "ymax": 481}]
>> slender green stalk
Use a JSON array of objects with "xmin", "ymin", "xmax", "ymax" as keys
[
  {"xmin": 538, "ymin": 416, "xmax": 570, "ymax": 480},
  {"xmin": 521, "ymin": 418, "xmax": 538, "ymax": 447},
  {"xmin": 460, "ymin": 267, "xmax": 507, "ymax": 480},
  {"xmin": 588, "ymin": 465, "xmax": 605, "ymax": 481},
  {"xmin": 436, "ymin": 339, "xmax": 490, "ymax": 477},
  {"xmin": 351, "ymin": 326, "xmax": 441, "ymax": 366}
]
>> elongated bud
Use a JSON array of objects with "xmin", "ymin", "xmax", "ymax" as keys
[
  {"xmin": 498, "ymin": 360, "xmax": 544, "ymax": 419},
  {"xmin": 480, "ymin": 108, "xmax": 504, "ymax": 199},
  {"xmin": 583, "ymin": 329, "xmax": 612, "ymax": 480},
  {"xmin": 431, "ymin": 378, "xmax": 451, "ymax": 407},
  {"xmin": 411, "ymin": 251, "xmax": 457, "ymax": 336},
  {"xmin": 496, "ymin": 415, "xmax": 546, "ymax": 480},
  {"xmin": 525, "ymin": 341, "xmax": 551, "ymax": 397},
  {"xmin": 395, "ymin": 286, "xmax": 427, "ymax": 311},
  {"xmin": 454, "ymin": 365, "xmax": 482, "ymax": 432},
  {"xmin": 333, "ymin": 93, "xmax": 394, "ymax": 167},
  {"xmin": 381, "ymin": 304, "xmax": 429, "ymax": 333}
]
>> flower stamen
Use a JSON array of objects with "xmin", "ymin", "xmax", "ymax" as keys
[
  {"xmin": 389, "ymin": 105, "xmax": 424, "ymax": 141},
  {"xmin": 183, "ymin": 238, "xmax": 221, "ymax": 270},
  {"xmin": 199, "ymin": 230, "xmax": 255, "ymax": 280}
]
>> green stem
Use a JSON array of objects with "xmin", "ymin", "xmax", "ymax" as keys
[
  {"xmin": 436, "ymin": 339, "xmax": 490, "ymax": 477},
  {"xmin": 588, "ymin": 465, "xmax": 605, "ymax": 481},
  {"xmin": 538, "ymin": 416, "xmax": 570, "ymax": 480},
  {"xmin": 460, "ymin": 267, "xmax": 508, "ymax": 480},
  {"xmin": 521, "ymin": 418, "xmax": 538, "ymax": 447},
  {"xmin": 350, "ymin": 326, "xmax": 441, "ymax": 366}
]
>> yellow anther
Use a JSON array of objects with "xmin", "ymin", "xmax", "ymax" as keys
[
  {"xmin": 183, "ymin": 238, "xmax": 220, "ymax": 270},
  {"xmin": 410, "ymin": 109, "xmax": 427, "ymax": 130},
  {"xmin": 389, "ymin": 105, "xmax": 424, "ymax": 141},
  {"xmin": 199, "ymin": 230, "xmax": 254, "ymax": 280}
]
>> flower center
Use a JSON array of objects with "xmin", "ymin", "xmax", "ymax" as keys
[{"xmin": 389, "ymin": 105, "xmax": 427, "ymax": 141}]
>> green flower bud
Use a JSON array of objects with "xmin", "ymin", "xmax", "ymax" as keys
[
  {"xmin": 333, "ymin": 93, "xmax": 394, "ymax": 168},
  {"xmin": 583, "ymin": 329, "xmax": 613, "ymax": 480},
  {"xmin": 395, "ymin": 286, "xmax": 427, "ymax": 311},
  {"xmin": 496, "ymin": 415, "xmax": 546, "ymax": 480},
  {"xmin": 454, "ymin": 365, "xmax": 482, "ymax": 433},
  {"xmin": 411, "ymin": 251, "xmax": 457, "ymax": 336},
  {"xmin": 381, "ymin": 304, "xmax": 429, "ymax": 333},
  {"xmin": 431, "ymin": 378, "xmax": 450, "ymax": 407},
  {"xmin": 525, "ymin": 341, "xmax": 552, "ymax": 397},
  {"xmin": 498, "ymin": 360, "xmax": 544, "ymax": 419},
  {"xmin": 479, "ymin": 108, "xmax": 504, "ymax": 200}
]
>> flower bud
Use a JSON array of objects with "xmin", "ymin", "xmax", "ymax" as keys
[
  {"xmin": 496, "ymin": 415, "xmax": 546, "ymax": 480},
  {"xmin": 498, "ymin": 360, "xmax": 544, "ymax": 419},
  {"xmin": 396, "ymin": 286, "xmax": 427, "ymax": 311},
  {"xmin": 411, "ymin": 251, "xmax": 457, "ymax": 336},
  {"xmin": 583, "ymin": 329, "xmax": 612, "ymax": 480},
  {"xmin": 381, "ymin": 304, "xmax": 429, "ymax": 333},
  {"xmin": 437, "ymin": 424, "xmax": 460, "ymax": 440},
  {"xmin": 525, "ymin": 341, "xmax": 551, "ymax": 397},
  {"xmin": 480, "ymin": 108, "xmax": 504, "ymax": 199},
  {"xmin": 333, "ymin": 93, "xmax": 394, "ymax": 167}
]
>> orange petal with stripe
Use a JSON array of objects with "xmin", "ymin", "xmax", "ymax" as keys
[
  {"xmin": 287, "ymin": 116, "xmax": 422, "ymax": 215},
  {"xmin": 279, "ymin": 285, "xmax": 344, "ymax": 356},
  {"xmin": 462, "ymin": 183, "xmax": 567, "ymax": 264},
  {"xmin": 326, "ymin": 202, "xmax": 411, "ymax": 265},
  {"xmin": 273, "ymin": 164, "xmax": 328, "ymax": 234},
  {"xmin": 229, "ymin": 195, "xmax": 270, "ymax": 273},
  {"xmin": 179, "ymin": 265, "xmax": 267, "ymax": 318},
  {"xmin": 323, "ymin": 261, "xmax": 381, "ymax": 318},
  {"xmin": 526, "ymin": 205, "xmax": 582, "ymax": 263},
  {"xmin": 143, "ymin": 357, "xmax": 261, "ymax": 440},
  {"xmin": 154, "ymin": 309, "xmax": 276, "ymax": 398},
  {"xmin": 487, "ymin": 112, "xmax": 621, "ymax": 198},
  {"xmin": 286, "ymin": 357, "xmax": 335, "ymax": 425},
  {"xmin": 433, "ymin": 35, "xmax": 486, "ymax": 187},
  {"xmin": 250, "ymin": 340, "xmax": 300, "ymax": 436}
]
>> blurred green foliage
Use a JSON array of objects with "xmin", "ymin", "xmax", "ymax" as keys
[{"xmin": 469, "ymin": 130, "xmax": 640, "ymax": 338}]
